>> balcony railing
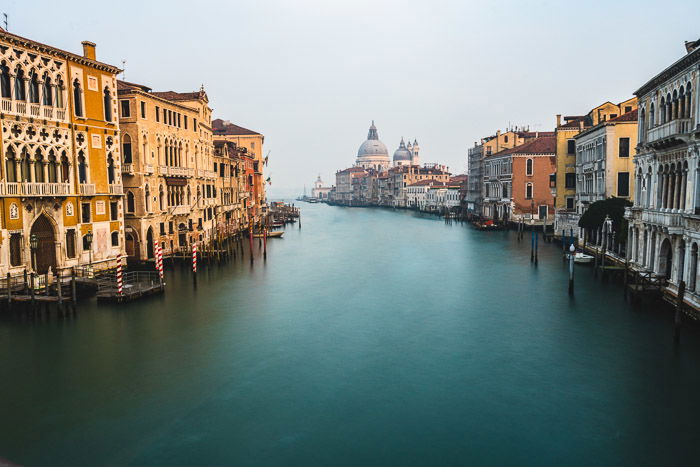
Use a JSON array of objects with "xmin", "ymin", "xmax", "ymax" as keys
[
  {"xmin": 159, "ymin": 166, "xmax": 194, "ymax": 177},
  {"xmin": 197, "ymin": 169, "xmax": 217, "ymax": 179},
  {"xmin": 640, "ymin": 209, "xmax": 683, "ymax": 229},
  {"xmin": 0, "ymin": 182, "xmax": 71, "ymax": 196},
  {"xmin": 647, "ymin": 119, "xmax": 692, "ymax": 143},
  {"xmin": 0, "ymin": 98, "xmax": 68, "ymax": 122},
  {"xmin": 171, "ymin": 205, "xmax": 190, "ymax": 216},
  {"xmin": 121, "ymin": 163, "xmax": 134, "ymax": 174},
  {"xmin": 144, "ymin": 164, "xmax": 154, "ymax": 175},
  {"xmin": 109, "ymin": 184, "xmax": 124, "ymax": 195},
  {"xmin": 80, "ymin": 183, "xmax": 96, "ymax": 196}
]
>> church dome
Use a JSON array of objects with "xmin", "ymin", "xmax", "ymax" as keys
[
  {"xmin": 393, "ymin": 137, "xmax": 412, "ymax": 161},
  {"xmin": 357, "ymin": 121, "xmax": 388, "ymax": 158}
]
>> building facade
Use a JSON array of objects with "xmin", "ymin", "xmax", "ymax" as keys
[{"xmin": 0, "ymin": 31, "xmax": 124, "ymax": 275}]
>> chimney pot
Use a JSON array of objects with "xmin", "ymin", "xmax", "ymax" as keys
[
  {"xmin": 81, "ymin": 41, "xmax": 96, "ymax": 60},
  {"xmin": 556, "ymin": 114, "xmax": 562, "ymax": 127}
]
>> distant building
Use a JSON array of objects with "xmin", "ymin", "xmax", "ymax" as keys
[
  {"xmin": 311, "ymin": 175, "xmax": 331, "ymax": 199},
  {"xmin": 356, "ymin": 121, "xmax": 390, "ymax": 171}
]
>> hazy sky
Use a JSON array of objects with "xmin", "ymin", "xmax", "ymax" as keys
[{"xmin": 7, "ymin": 0, "xmax": 698, "ymax": 196}]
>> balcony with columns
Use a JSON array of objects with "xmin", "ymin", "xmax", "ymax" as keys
[
  {"xmin": 109, "ymin": 184, "xmax": 124, "ymax": 195},
  {"xmin": 0, "ymin": 181, "xmax": 71, "ymax": 196},
  {"xmin": 646, "ymin": 118, "xmax": 692, "ymax": 145},
  {"xmin": 197, "ymin": 169, "xmax": 217, "ymax": 179},
  {"xmin": 121, "ymin": 163, "xmax": 134, "ymax": 175},
  {"xmin": 79, "ymin": 183, "xmax": 96, "ymax": 196},
  {"xmin": 171, "ymin": 205, "xmax": 190, "ymax": 216},
  {"xmin": 0, "ymin": 98, "xmax": 68, "ymax": 122},
  {"xmin": 159, "ymin": 166, "xmax": 194, "ymax": 177}
]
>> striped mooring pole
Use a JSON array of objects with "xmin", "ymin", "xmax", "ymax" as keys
[
  {"xmin": 192, "ymin": 243, "xmax": 198, "ymax": 287},
  {"xmin": 155, "ymin": 240, "xmax": 164, "ymax": 282},
  {"xmin": 116, "ymin": 254, "xmax": 123, "ymax": 296}
]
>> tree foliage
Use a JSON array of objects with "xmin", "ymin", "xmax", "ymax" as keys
[{"xmin": 578, "ymin": 197, "xmax": 633, "ymax": 241}]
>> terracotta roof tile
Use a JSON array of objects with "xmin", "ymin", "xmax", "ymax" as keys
[
  {"xmin": 212, "ymin": 118, "xmax": 261, "ymax": 136},
  {"xmin": 609, "ymin": 108, "xmax": 638, "ymax": 122},
  {"xmin": 489, "ymin": 136, "xmax": 556, "ymax": 157},
  {"xmin": 151, "ymin": 91, "xmax": 202, "ymax": 101}
]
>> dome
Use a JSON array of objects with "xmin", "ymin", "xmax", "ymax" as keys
[
  {"xmin": 393, "ymin": 137, "xmax": 412, "ymax": 161},
  {"xmin": 357, "ymin": 121, "xmax": 389, "ymax": 158}
]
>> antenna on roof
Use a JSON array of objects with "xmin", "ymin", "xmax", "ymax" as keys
[
  {"xmin": 121, "ymin": 60, "xmax": 126, "ymax": 80},
  {"xmin": 2, "ymin": 13, "xmax": 8, "ymax": 31}
]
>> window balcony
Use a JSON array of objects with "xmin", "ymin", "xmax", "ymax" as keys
[
  {"xmin": 647, "ymin": 119, "xmax": 692, "ymax": 144},
  {"xmin": 160, "ymin": 166, "xmax": 194, "ymax": 177},
  {"xmin": 197, "ymin": 169, "xmax": 217, "ymax": 179},
  {"xmin": 79, "ymin": 183, "xmax": 96, "ymax": 196},
  {"xmin": 144, "ymin": 164, "xmax": 155, "ymax": 175},
  {"xmin": 109, "ymin": 184, "xmax": 124, "ymax": 195},
  {"xmin": 171, "ymin": 205, "xmax": 190, "ymax": 216},
  {"xmin": 121, "ymin": 163, "xmax": 134, "ymax": 174},
  {"xmin": 640, "ymin": 209, "xmax": 683, "ymax": 233},
  {"xmin": 0, "ymin": 98, "xmax": 68, "ymax": 122},
  {"xmin": 0, "ymin": 181, "xmax": 71, "ymax": 196}
]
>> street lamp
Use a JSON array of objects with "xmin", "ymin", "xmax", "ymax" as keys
[{"xmin": 30, "ymin": 234, "xmax": 38, "ymax": 272}]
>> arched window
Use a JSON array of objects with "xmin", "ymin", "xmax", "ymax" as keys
[
  {"xmin": 0, "ymin": 62, "xmax": 10, "ymax": 98},
  {"xmin": 666, "ymin": 93, "xmax": 672, "ymax": 122},
  {"xmin": 19, "ymin": 148, "xmax": 31, "ymax": 182},
  {"xmin": 526, "ymin": 158, "xmax": 533, "ymax": 176},
  {"xmin": 660, "ymin": 97, "xmax": 666, "ymax": 124},
  {"xmin": 144, "ymin": 184, "xmax": 151, "ymax": 212},
  {"xmin": 82, "ymin": 234, "xmax": 91, "ymax": 251},
  {"xmin": 5, "ymin": 146, "xmax": 17, "ymax": 182},
  {"xmin": 28, "ymin": 71, "xmax": 39, "ymax": 104},
  {"xmin": 55, "ymin": 78, "xmax": 64, "ymax": 108},
  {"xmin": 639, "ymin": 108, "xmax": 646, "ymax": 143},
  {"xmin": 679, "ymin": 86, "xmax": 686, "ymax": 120},
  {"xmin": 122, "ymin": 133, "xmax": 132, "ymax": 163},
  {"xmin": 159, "ymin": 185, "xmax": 165, "ymax": 210},
  {"xmin": 73, "ymin": 79, "xmax": 83, "ymax": 117},
  {"xmin": 649, "ymin": 103, "xmax": 654, "ymax": 128},
  {"xmin": 14, "ymin": 67, "xmax": 26, "ymax": 101},
  {"xmin": 42, "ymin": 74, "xmax": 53, "ymax": 106},
  {"xmin": 103, "ymin": 87, "xmax": 112, "ymax": 122},
  {"xmin": 672, "ymin": 90, "xmax": 679, "ymax": 120},
  {"xmin": 126, "ymin": 191, "xmax": 135, "ymax": 213},
  {"xmin": 107, "ymin": 154, "xmax": 115, "ymax": 184},
  {"xmin": 686, "ymin": 82, "xmax": 693, "ymax": 119},
  {"xmin": 525, "ymin": 182, "xmax": 533, "ymax": 200},
  {"xmin": 34, "ymin": 149, "xmax": 45, "ymax": 182},
  {"xmin": 77, "ymin": 151, "xmax": 87, "ymax": 183},
  {"xmin": 60, "ymin": 152, "xmax": 70, "ymax": 183},
  {"xmin": 111, "ymin": 231, "xmax": 119, "ymax": 247},
  {"xmin": 47, "ymin": 150, "xmax": 57, "ymax": 183}
]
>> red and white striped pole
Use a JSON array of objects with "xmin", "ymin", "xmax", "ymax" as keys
[
  {"xmin": 192, "ymin": 243, "xmax": 198, "ymax": 287},
  {"xmin": 155, "ymin": 240, "xmax": 163, "ymax": 282},
  {"xmin": 116, "ymin": 254, "xmax": 123, "ymax": 297}
]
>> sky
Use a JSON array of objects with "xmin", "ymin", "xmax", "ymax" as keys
[{"xmin": 6, "ymin": 0, "xmax": 699, "ymax": 197}]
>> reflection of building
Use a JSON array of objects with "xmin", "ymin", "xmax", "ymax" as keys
[
  {"xmin": 311, "ymin": 175, "xmax": 331, "ymax": 199},
  {"xmin": 0, "ymin": 30, "xmax": 123, "ymax": 275},
  {"xmin": 626, "ymin": 39, "xmax": 700, "ymax": 303},
  {"xmin": 118, "ymin": 81, "xmax": 214, "ymax": 260}
]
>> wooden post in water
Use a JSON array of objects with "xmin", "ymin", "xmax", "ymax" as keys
[
  {"xmin": 530, "ymin": 228, "xmax": 534, "ymax": 263},
  {"xmin": 674, "ymin": 280, "xmax": 685, "ymax": 344},
  {"xmin": 57, "ymin": 269, "xmax": 64, "ymax": 315},
  {"xmin": 249, "ymin": 221, "xmax": 254, "ymax": 265},
  {"xmin": 29, "ymin": 272, "xmax": 35, "ymax": 311},
  {"xmin": 623, "ymin": 259, "xmax": 629, "ymax": 300},
  {"xmin": 534, "ymin": 231, "xmax": 539, "ymax": 266},
  {"xmin": 71, "ymin": 267, "xmax": 77, "ymax": 313}
]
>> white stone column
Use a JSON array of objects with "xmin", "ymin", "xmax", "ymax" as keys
[
  {"xmin": 675, "ymin": 170, "xmax": 683, "ymax": 211},
  {"xmin": 681, "ymin": 169, "xmax": 688, "ymax": 212}
]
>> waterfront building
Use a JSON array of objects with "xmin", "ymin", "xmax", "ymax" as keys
[
  {"xmin": 627, "ymin": 38, "xmax": 700, "ymax": 301},
  {"xmin": 117, "ymin": 81, "xmax": 216, "ymax": 260},
  {"xmin": 212, "ymin": 119, "xmax": 266, "ymax": 223},
  {"xmin": 386, "ymin": 164, "xmax": 451, "ymax": 207},
  {"xmin": 552, "ymin": 98, "xmax": 638, "ymax": 236},
  {"xmin": 213, "ymin": 139, "xmax": 248, "ymax": 236},
  {"xmin": 0, "ymin": 30, "xmax": 124, "ymax": 275},
  {"xmin": 483, "ymin": 136, "xmax": 556, "ymax": 223},
  {"xmin": 406, "ymin": 179, "xmax": 444, "ymax": 210},
  {"xmin": 356, "ymin": 121, "xmax": 390, "ymax": 171},
  {"xmin": 311, "ymin": 175, "xmax": 331, "ymax": 199},
  {"xmin": 333, "ymin": 166, "xmax": 367, "ymax": 205},
  {"xmin": 466, "ymin": 142, "xmax": 484, "ymax": 215},
  {"xmin": 574, "ymin": 108, "xmax": 638, "ymax": 222},
  {"xmin": 392, "ymin": 137, "xmax": 420, "ymax": 167}
]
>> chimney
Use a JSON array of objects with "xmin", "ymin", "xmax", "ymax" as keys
[
  {"xmin": 81, "ymin": 41, "xmax": 96, "ymax": 60},
  {"xmin": 579, "ymin": 121, "xmax": 584, "ymax": 132},
  {"xmin": 556, "ymin": 114, "xmax": 562, "ymax": 127}
]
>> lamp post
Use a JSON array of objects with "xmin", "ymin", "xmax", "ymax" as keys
[
  {"xmin": 30, "ymin": 234, "xmax": 38, "ymax": 272},
  {"xmin": 569, "ymin": 243, "xmax": 575, "ymax": 296},
  {"xmin": 86, "ymin": 230, "xmax": 93, "ymax": 272}
]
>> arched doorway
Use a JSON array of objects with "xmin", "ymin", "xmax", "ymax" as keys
[
  {"xmin": 125, "ymin": 228, "xmax": 138, "ymax": 258},
  {"xmin": 30, "ymin": 214, "xmax": 57, "ymax": 274},
  {"xmin": 659, "ymin": 238, "xmax": 673, "ymax": 280},
  {"xmin": 146, "ymin": 227, "xmax": 154, "ymax": 259}
]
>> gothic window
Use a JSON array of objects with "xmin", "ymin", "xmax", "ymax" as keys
[
  {"xmin": 56, "ymin": 78, "xmax": 64, "ymax": 108},
  {"xmin": 60, "ymin": 152, "xmax": 70, "ymax": 183},
  {"xmin": 526, "ymin": 158, "xmax": 533, "ymax": 176},
  {"xmin": 159, "ymin": 185, "xmax": 164, "ymax": 210},
  {"xmin": 107, "ymin": 154, "xmax": 115, "ymax": 184},
  {"xmin": 28, "ymin": 71, "xmax": 39, "ymax": 103},
  {"xmin": 14, "ymin": 67, "xmax": 26, "ymax": 101},
  {"xmin": 103, "ymin": 88, "xmax": 112, "ymax": 122},
  {"xmin": 0, "ymin": 62, "xmax": 10, "ymax": 98},
  {"xmin": 78, "ymin": 151, "xmax": 87, "ymax": 183},
  {"xmin": 122, "ymin": 133, "xmax": 132, "ymax": 164},
  {"xmin": 34, "ymin": 149, "xmax": 45, "ymax": 182},
  {"xmin": 42, "ymin": 74, "xmax": 53, "ymax": 106},
  {"xmin": 126, "ymin": 191, "xmax": 135, "ymax": 213},
  {"xmin": 73, "ymin": 79, "xmax": 83, "ymax": 117},
  {"xmin": 648, "ymin": 104, "xmax": 654, "ymax": 128},
  {"xmin": 19, "ymin": 148, "xmax": 31, "ymax": 182},
  {"xmin": 660, "ymin": 97, "xmax": 666, "ymax": 124},
  {"xmin": 5, "ymin": 146, "xmax": 17, "ymax": 182},
  {"xmin": 144, "ymin": 184, "xmax": 150, "ymax": 212}
]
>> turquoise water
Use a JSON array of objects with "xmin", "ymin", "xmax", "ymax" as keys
[{"xmin": 1, "ymin": 203, "xmax": 699, "ymax": 466}]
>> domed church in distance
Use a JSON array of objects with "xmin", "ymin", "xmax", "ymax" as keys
[{"xmin": 355, "ymin": 121, "xmax": 420, "ymax": 171}]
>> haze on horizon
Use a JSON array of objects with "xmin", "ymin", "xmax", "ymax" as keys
[{"xmin": 7, "ymin": 0, "xmax": 698, "ymax": 197}]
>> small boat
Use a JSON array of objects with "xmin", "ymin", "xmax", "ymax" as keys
[
  {"xmin": 252, "ymin": 230, "xmax": 284, "ymax": 238},
  {"xmin": 573, "ymin": 252, "xmax": 594, "ymax": 264}
]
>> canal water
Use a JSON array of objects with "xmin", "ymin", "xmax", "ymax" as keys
[{"xmin": 1, "ymin": 203, "xmax": 700, "ymax": 466}]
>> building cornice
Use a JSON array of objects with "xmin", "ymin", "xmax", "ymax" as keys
[{"xmin": 635, "ymin": 48, "xmax": 700, "ymax": 97}]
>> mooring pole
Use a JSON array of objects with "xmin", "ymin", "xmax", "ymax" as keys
[
  {"xmin": 192, "ymin": 243, "xmax": 198, "ymax": 289},
  {"xmin": 71, "ymin": 267, "xmax": 77, "ymax": 313},
  {"xmin": 674, "ymin": 280, "xmax": 685, "ymax": 344},
  {"xmin": 30, "ymin": 272, "xmax": 35, "ymax": 310},
  {"xmin": 249, "ymin": 221, "xmax": 254, "ymax": 265},
  {"xmin": 530, "ymin": 228, "xmax": 534, "ymax": 263},
  {"xmin": 568, "ymin": 244, "xmax": 575, "ymax": 296},
  {"xmin": 535, "ymin": 231, "xmax": 539, "ymax": 266}
]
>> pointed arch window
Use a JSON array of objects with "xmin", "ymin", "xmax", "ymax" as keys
[
  {"xmin": 122, "ymin": 133, "xmax": 132, "ymax": 163},
  {"xmin": 649, "ymin": 103, "xmax": 654, "ymax": 128},
  {"xmin": 107, "ymin": 154, "xmax": 115, "ymax": 184},
  {"xmin": 42, "ymin": 74, "xmax": 53, "ymax": 106},
  {"xmin": 5, "ymin": 146, "xmax": 17, "ymax": 182},
  {"xmin": 28, "ymin": 71, "xmax": 39, "ymax": 104},
  {"xmin": 60, "ymin": 152, "xmax": 70, "ymax": 183},
  {"xmin": 126, "ymin": 191, "xmax": 135, "ymax": 213},
  {"xmin": 14, "ymin": 67, "xmax": 26, "ymax": 101},
  {"xmin": 34, "ymin": 149, "xmax": 45, "ymax": 182},
  {"xmin": 47, "ymin": 150, "xmax": 57, "ymax": 183},
  {"xmin": 159, "ymin": 185, "xmax": 165, "ymax": 210},
  {"xmin": 73, "ymin": 79, "xmax": 83, "ymax": 117},
  {"xmin": 19, "ymin": 148, "xmax": 31, "ymax": 182},
  {"xmin": 0, "ymin": 63, "xmax": 10, "ymax": 98},
  {"xmin": 77, "ymin": 151, "xmax": 87, "ymax": 183},
  {"xmin": 56, "ymin": 78, "xmax": 64, "ymax": 108},
  {"xmin": 103, "ymin": 87, "xmax": 112, "ymax": 122},
  {"xmin": 144, "ymin": 184, "xmax": 151, "ymax": 212}
]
